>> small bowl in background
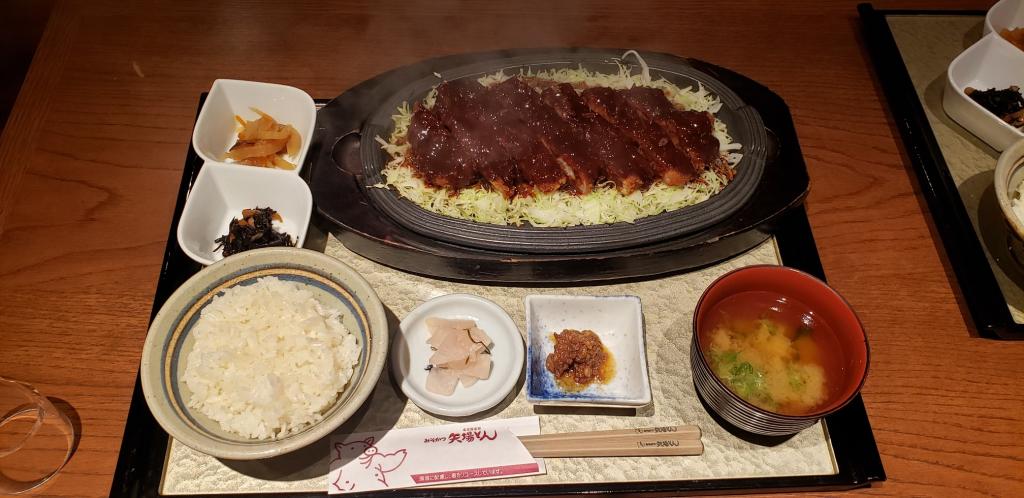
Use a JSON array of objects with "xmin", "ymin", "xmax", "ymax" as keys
[
  {"xmin": 995, "ymin": 138, "xmax": 1024, "ymax": 242},
  {"xmin": 140, "ymin": 247, "xmax": 389, "ymax": 460},
  {"xmin": 943, "ymin": 32, "xmax": 1024, "ymax": 151},
  {"xmin": 391, "ymin": 293, "xmax": 524, "ymax": 417},
  {"xmin": 192, "ymin": 79, "xmax": 316, "ymax": 172},
  {"xmin": 691, "ymin": 265, "xmax": 869, "ymax": 436},
  {"xmin": 177, "ymin": 161, "xmax": 312, "ymax": 266},
  {"xmin": 985, "ymin": 0, "xmax": 1024, "ymax": 36},
  {"xmin": 525, "ymin": 295, "xmax": 651, "ymax": 407}
]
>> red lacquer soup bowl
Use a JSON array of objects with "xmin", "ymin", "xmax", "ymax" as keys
[{"xmin": 690, "ymin": 265, "xmax": 869, "ymax": 436}]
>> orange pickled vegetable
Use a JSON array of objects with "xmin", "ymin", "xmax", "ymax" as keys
[
  {"xmin": 227, "ymin": 139, "xmax": 288, "ymax": 161},
  {"xmin": 1002, "ymin": 27, "xmax": 1024, "ymax": 51},
  {"xmin": 227, "ymin": 108, "xmax": 301, "ymax": 169},
  {"xmin": 285, "ymin": 124, "xmax": 300, "ymax": 156},
  {"xmin": 271, "ymin": 155, "xmax": 296, "ymax": 170}
]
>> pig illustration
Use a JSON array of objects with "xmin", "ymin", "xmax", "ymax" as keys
[{"xmin": 330, "ymin": 437, "xmax": 408, "ymax": 492}]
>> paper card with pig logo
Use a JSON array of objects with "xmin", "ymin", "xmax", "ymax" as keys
[
  {"xmin": 330, "ymin": 437, "xmax": 408, "ymax": 491},
  {"xmin": 328, "ymin": 416, "xmax": 544, "ymax": 494}
]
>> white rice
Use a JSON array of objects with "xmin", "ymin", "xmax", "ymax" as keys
[{"xmin": 183, "ymin": 276, "xmax": 359, "ymax": 440}]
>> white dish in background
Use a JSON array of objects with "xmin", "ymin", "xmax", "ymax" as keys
[
  {"xmin": 524, "ymin": 295, "xmax": 651, "ymax": 407},
  {"xmin": 985, "ymin": 0, "xmax": 1024, "ymax": 36},
  {"xmin": 943, "ymin": 32, "xmax": 1024, "ymax": 151},
  {"xmin": 177, "ymin": 161, "xmax": 312, "ymax": 266},
  {"xmin": 191, "ymin": 79, "xmax": 316, "ymax": 173},
  {"xmin": 392, "ymin": 294, "xmax": 524, "ymax": 417}
]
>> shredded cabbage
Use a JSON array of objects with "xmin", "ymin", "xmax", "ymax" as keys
[
  {"xmin": 374, "ymin": 57, "xmax": 743, "ymax": 227},
  {"xmin": 379, "ymin": 161, "xmax": 727, "ymax": 227}
]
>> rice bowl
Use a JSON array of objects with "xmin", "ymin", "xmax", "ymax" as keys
[
  {"xmin": 140, "ymin": 247, "xmax": 388, "ymax": 460},
  {"xmin": 183, "ymin": 276, "xmax": 360, "ymax": 440}
]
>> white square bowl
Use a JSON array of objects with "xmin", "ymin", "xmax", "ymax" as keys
[
  {"xmin": 192, "ymin": 79, "xmax": 317, "ymax": 173},
  {"xmin": 943, "ymin": 32, "xmax": 1024, "ymax": 151},
  {"xmin": 524, "ymin": 295, "xmax": 651, "ymax": 407},
  {"xmin": 176, "ymin": 161, "xmax": 312, "ymax": 266},
  {"xmin": 985, "ymin": 0, "xmax": 1024, "ymax": 36}
]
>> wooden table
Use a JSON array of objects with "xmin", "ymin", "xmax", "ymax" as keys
[{"xmin": 1, "ymin": 1, "xmax": 1021, "ymax": 496}]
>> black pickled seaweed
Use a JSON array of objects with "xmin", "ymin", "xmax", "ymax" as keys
[
  {"xmin": 214, "ymin": 207, "xmax": 294, "ymax": 257},
  {"xmin": 966, "ymin": 86, "xmax": 1024, "ymax": 127}
]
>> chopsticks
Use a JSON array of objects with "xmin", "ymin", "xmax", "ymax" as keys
[{"xmin": 518, "ymin": 425, "xmax": 703, "ymax": 458}]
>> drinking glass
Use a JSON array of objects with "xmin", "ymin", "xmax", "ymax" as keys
[{"xmin": 0, "ymin": 377, "xmax": 76, "ymax": 494}]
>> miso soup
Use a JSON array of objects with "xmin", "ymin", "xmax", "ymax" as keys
[{"xmin": 700, "ymin": 291, "xmax": 846, "ymax": 416}]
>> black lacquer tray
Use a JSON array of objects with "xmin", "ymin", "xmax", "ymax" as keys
[
  {"xmin": 109, "ymin": 75, "xmax": 884, "ymax": 498},
  {"xmin": 309, "ymin": 48, "xmax": 807, "ymax": 283}
]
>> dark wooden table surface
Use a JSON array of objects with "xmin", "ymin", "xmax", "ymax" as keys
[{"xmin": 0, "ymin": 1, "xmax": 1021, "ymax": 496}]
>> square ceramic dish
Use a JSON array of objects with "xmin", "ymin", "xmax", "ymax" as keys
[
  {"xmin": 177, "ymin": 161, "xmax": 312, "ymax": 266},
  {"xmin": 524, "ymin": 295, "xmax": 651, "ymax": 407},
  {"xmin": 943, "ymin": 32, "xmax": 1024, "ymax": 151},
  {"xmin": 985, "ymin": 0, "xmax": 1024, "ymax": 36},
  {"xmin": 191, "ymin": 79, "xmax": 316, "ymax": 173}
]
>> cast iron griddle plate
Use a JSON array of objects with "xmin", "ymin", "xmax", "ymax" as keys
[
  {"xmin": 308, "ymin": 48, "xmax": 808, "ymax": 282},
  {"xmin": 355, "ymin": 51, "xmax": 767, "ymax": 253}
]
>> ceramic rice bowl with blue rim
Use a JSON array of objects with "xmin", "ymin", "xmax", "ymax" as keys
[{"xmin": 140, "ymin": 247, "xmax": 388, "ymax": 460}]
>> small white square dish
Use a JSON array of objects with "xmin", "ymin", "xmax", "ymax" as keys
[
  {"xmin": 176, "ymin": 161, "xmax": 312, "ymax": 266},
  {"xmin": 985, "ymin": 0, "xmax": 1024, "ymax": 36},
  {"xmin": 943, "ymin": 33, "xmax": 1024, "ymax": 151},
  {"xmin": 524, "ymin": 295, "xmax": 651, "ymax": 407},
  {"xmin": 391, "ymin": 293, "xmax": 524, "ymax": 417},
  {"xmin": 191, "ymin": 79, "xmax": 316, "ymax": 173}
]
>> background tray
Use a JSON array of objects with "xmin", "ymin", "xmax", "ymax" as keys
[
  {"xmin": 108, "ymin": 94, "xmax": 883, "ymax": 496},
  {"xmin": 860, "ymin": 4, "xmax": 1024, "ymax": 340},
  {"xmin": 309, "ymin": 48, "xmax": 808, "ymax": 282}
]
